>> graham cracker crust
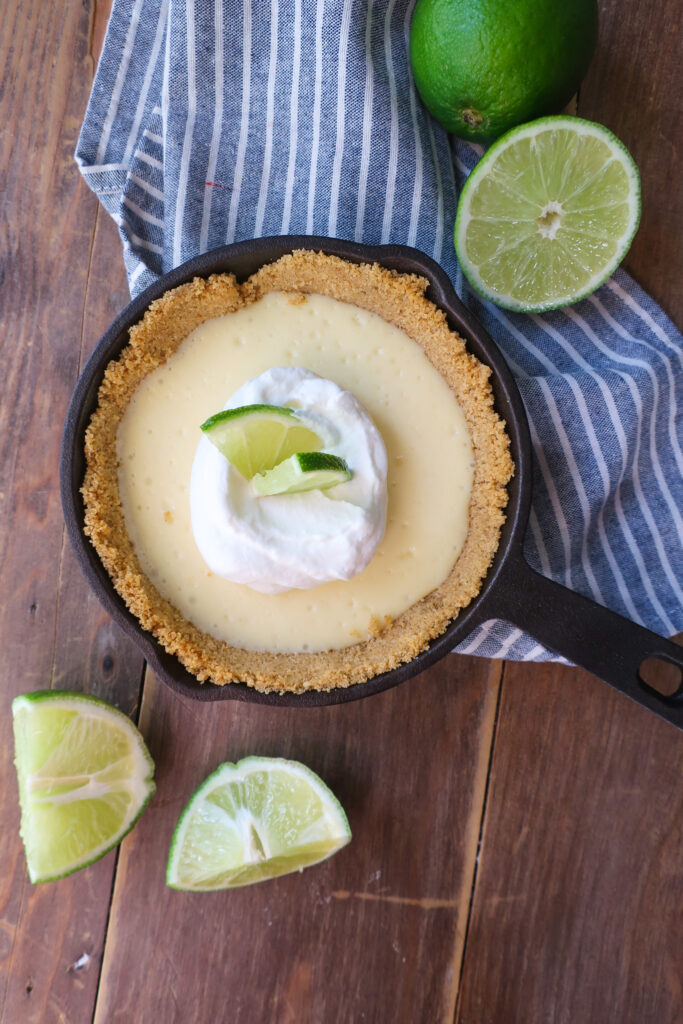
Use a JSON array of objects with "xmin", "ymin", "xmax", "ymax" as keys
[{"xmin": 82, "ymin": 251, "xmax": 513, "ymax": 693}]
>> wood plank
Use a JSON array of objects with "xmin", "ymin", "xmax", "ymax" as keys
[
  {"xmin": 93, "ymin": 656, "xmax": 501, "ymax": 1024},
  {"xmin": 0, "ymin": 2, "xmax": 143, "ymax": 1022},
  {"xmin": 579, "ymin": 0, "xmax": 682, "ymax": 325},
  {"xmin": 456, "ymin": 662, "xmax": 683, "ymax": 1024},
  {"xmin": 456, "ymin": 2, "xmax": 683, "ymax": 1019}
]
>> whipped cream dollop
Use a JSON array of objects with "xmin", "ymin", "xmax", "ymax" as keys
[{"xmin": 190, "ymin": 367, "xmax": 388, "ymax": 593}]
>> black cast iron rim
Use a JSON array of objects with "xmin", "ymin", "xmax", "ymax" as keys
[{"xmin": 60, "ymin": 235, "xmax": 532, "ymax": 707}]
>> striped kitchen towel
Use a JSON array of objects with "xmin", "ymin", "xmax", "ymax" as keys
[{"xmin": 75, "ymin": 0, "xmax": 683, "ymax": 662}]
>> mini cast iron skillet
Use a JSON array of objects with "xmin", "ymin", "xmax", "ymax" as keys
[{"xmin": 61, "ymin": 236, "xmax": 683, "ymax": 727}]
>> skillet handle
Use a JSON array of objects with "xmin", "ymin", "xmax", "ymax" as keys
[{"xmin": 484, "ymin": 551, "xmax": 683, "ymax": 730}]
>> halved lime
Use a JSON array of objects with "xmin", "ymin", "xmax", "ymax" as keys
[
  {"xmin": 166, "ymin": 757, "xmax": 351, "ymax": 891},
  {"xmin": 200, "ymin": 404, "xmax": 322, "ymax": 479},
  {"xmin": 252, "ymin": 451, "xmax": 352, "ymax": 496},
  {"xmin": 454, "ymin": 116, "xmax": 641, "ymax": 312},
  {"xmin": 12, "ymin": 691, "xmax": 155, "ymax": 883}
]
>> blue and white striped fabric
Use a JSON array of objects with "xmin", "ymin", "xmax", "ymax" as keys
[{"xmin": 76, "ymin": 0, "xmax": 683, "ymax": 662}]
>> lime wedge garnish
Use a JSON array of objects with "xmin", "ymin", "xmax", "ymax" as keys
[
  {"xmin": 252, "ymin": 451, "xmax": 352, "ymax": 496},
  {"xmin": 166, "ymin": 757, "xmax": 351, "ymax": 891},
  {"xmin": 200, "ymin": 404, "xmax": 322, "ymax": 479},
  {"xmin": 454, "ymin": 116, "xmax": 641, "ymax": 312},
  {"xmin": 12, "ymin": 691, "xmax": 155, "ymax": 883}
]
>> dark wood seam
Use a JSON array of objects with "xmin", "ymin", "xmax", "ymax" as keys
[
  {"xmin": 90, "ymin": 657, "xmax": 148, "ymax": 1024},
  {"xmin": 452, "ymin": 660, "xmax": 507, "ymax": 1024}
]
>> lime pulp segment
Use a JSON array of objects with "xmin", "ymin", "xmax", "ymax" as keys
[
  {"xmin": 166, "ymin": 757, "xmax": 351, "ymax": 891},
  {"xmin": 200, "ymin": 404, "xmax": 323, "ymax": 479},
  {"xmin": 454, "ymin": 116, "xmax": 641, "ymax": 312},
  {"xmin": 12, "ymin": 690, "xmax": 155, "ymax": 883},
  {"xmin": 252, "ymin": 451, "xmax": 352, "ymax": 496}
]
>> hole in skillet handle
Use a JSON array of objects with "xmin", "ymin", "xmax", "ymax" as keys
[{"xmin": 638, "ymin": 643, "xmax": 683, "ymax": 699}]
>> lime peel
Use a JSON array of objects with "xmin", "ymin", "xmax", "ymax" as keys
[
  {"xmin": 454, "ymin": 116, "xmax": 641, "ymax": 313},
  {"xmin": 409, "ymin": 0, "xmax": 598, "ymax": 141}
]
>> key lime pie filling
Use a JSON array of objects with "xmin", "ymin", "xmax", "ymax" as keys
[{"xmin": 83, "ymin": 251, "xmax": 513, "ymax": 692}]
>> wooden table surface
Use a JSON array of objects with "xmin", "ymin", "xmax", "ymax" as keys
[{"xmin": 1, "ymin": 2, "xmax": 681, "ymax": 1022}]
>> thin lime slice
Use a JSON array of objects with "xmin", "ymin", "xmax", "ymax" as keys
[
  {"xmin": 454, "ymin": 116, "xmax": 641, "ymax": 312},
  {"xmin": 12, "ymin": 690, "xmax": 155, "ymax": 883},
  {"xmin": 252, "ymin": 451, "xmax": 352, "ymax": 496},
  {"xmin": 166, "ymin": 757, "xmax": 351, "ymax": 891},
  {"xmin": 200, "ymin": 404, "xmax": 322, "ymax": 479}
]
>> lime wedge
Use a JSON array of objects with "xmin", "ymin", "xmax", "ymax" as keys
[
  {"xmin": 12, "ymin": 691, "xmax": 155, "ymax": 883},
  {"xmin": 454, "ymin": 116, "xmax": 641, "ymax": 312},
  {"xmin": 166, "ymin": 757, "xmax": 351, "ymax": 891},
  {"xmin": 200, "ymin": 404, "xmax": 322, "ymax": 479},
  {"xmin": 252, "ymin": 451, "xmax": 352, "ymax": 496}
]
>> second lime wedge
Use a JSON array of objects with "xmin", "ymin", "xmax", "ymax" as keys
[
  {"xmin": 454, "ymin": 116, "xmax": 641, "ymax": 312},
  {"xmin": 200, "ymin": 404, "xmax": 323, "ymax": 479},
  {"xmin": 252, "ymin": 451, "xmax": 352, "ymax": 496},
  {"xmin": 166, "ymin": 757, "xmax": 351, "ymax": 891}
]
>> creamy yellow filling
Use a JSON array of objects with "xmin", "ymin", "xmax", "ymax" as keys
[{"xmin": 117, "ymin": 291, "xmax": 474, "ymax": 652}]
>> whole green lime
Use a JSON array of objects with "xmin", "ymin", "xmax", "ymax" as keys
[{"xmin": 410, "ymin": 0, "xmax": 599, "ymax": 141}]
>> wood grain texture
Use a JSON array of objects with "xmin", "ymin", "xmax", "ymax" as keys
[
  {"xmin": 454, "ymin": 4, "xmax": 682, "ymax": 1019},
  {"xmin": 455, "ymin": 662, "xmax": 683, "ymax": 1024},
  {"xmin": 0, "ymin": 3, "xmax": 143, "ymax": 1022},
  {"xmin": 0, "ymin": 0, "xmax": 680, "ymax": 1022},
  {"xmin": 93, "ymin": 658, "xmax": 502, "ymax": 1024},
  {"xmin": 579, "ymin": 0, "xmax": 682, "ymax": 325}
]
